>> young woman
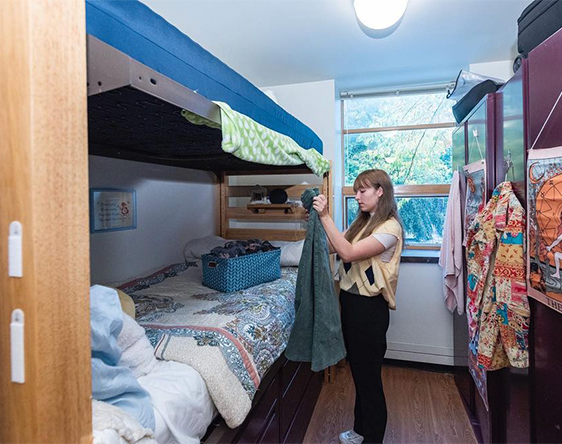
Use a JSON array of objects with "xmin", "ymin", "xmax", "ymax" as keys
[{"xmin": 312, "ymin": 169, "xmax": 403, "ymax": 444}]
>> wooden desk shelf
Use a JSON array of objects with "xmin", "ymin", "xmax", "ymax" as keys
[{"xmin": 247, "ymin": 203, "xmax": 299, "ymax": 214}]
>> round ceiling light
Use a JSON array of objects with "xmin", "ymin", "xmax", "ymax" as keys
[{"xmin": 353, "ymin": 0, "xmax": 409, "ymax": 30}]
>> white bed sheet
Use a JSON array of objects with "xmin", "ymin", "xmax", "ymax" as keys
[{"xmin": 138, "ymin": 360, "xmax": 216, "ymax": 444}]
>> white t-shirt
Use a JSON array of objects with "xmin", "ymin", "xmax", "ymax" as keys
[{"xmin": 372, "ymin": 233, "xmax": 398, "ymax": 263}]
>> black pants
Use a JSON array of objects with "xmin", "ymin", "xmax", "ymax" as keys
[{"xmin": 340, "ymin": 290, "xmax": 390, "ymax": 444}]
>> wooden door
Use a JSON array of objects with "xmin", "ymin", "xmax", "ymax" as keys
[{"xmin": 0, "ymin": 1, "xmax": 91, "ymax": 442}]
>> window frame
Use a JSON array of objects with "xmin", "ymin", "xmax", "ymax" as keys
[{"xmin": 341, "ymin": 89, "xmax": 455, "ymax": 250}]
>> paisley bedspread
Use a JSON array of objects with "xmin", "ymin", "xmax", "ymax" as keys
[{"xmin": 119, "ymin": 262, "xmax": 297, "ymax": 428}]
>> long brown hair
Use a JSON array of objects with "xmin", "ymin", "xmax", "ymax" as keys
[{"xmin": 345, "ymin": 169, "xmax": 403, "ymax": 243}]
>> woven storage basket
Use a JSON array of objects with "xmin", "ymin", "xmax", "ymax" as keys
[{"xmin": 202, "ymin": 248, "xmax": 281, "ymax": 292}]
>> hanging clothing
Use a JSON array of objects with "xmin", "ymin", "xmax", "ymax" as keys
[
  {"xmin": 285, "ymin": 188, "xmax": 346, "ymax": 372},
  {"xmin": 465, "ymin": 182, "xmax": 530, "ymax": 370},
  {"xmin": 337, "ymin": 218, "xmax": 403, "ymax": 309},
  {"xmin": 439, "ymin": 171, "xmax": 465, "ymax": 314}
]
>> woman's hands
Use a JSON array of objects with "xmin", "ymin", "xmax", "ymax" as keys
[
  {"xmin": 302, "ymin": 194, "xmax": 328, "ymax": 221},
  {"xmin": 312, "ymin": 194, "xmax": 329, "ymax": 218}
]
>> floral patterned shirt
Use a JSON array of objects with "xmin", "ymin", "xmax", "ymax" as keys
[{"xmin": 465, "ymin": 182, "xmax": 530, "ymax": 370}]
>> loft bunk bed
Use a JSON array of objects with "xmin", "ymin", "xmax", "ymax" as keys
[
  {"xmin": 85, "ymin": 1, "xmax": 330, "ymax": 443},
  {"xmin": 86, "ymin": 0, "xmax": 325, "ymax": 174}
]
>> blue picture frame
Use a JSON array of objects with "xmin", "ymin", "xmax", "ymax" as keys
[{"xmin": 90, "ymin": 188, "xmax": 137, "ymax": 233}]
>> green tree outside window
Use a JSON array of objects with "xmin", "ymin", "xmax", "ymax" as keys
[{"xmin": 344, "ymin": 91, "xmax": 454, "ymax": 246}]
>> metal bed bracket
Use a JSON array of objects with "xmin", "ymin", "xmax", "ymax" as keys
[{"xmin": 86, "ymin": 35, "xmax": 221, "ymax": 126}]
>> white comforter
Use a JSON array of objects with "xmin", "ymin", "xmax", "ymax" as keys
[
  {"xmin": 138, "ymin": 360, "xmax": 216, "ymax": 444},
  {"xmin": 116, "ymin": 311, "xmax": 216, "ymax": 444},
  {"xmin": 92, "ymin": 400, "xmax": 157, "ymax": 444}
]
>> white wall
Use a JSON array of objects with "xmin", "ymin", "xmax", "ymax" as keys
[
  {"xmin": 89, "ymin": 156, "xmax": 217, "ymax": 284},
  {"xmin": 469, "ymin": 60, "xmax": 514, "ymax": 83},
  {"xmin": 261, "ymin": 80, "xmax": 336, "ymax": 160},
  {"xmin": 261, "ymin": 80, "xmax": 343, "ymax": 230},
  {"xmin": 388, "ymin": 263, "xmax": 454, "ymax": 365}
]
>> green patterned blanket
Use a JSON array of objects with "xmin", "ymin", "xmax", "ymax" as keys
[{"xmin": 182, "ymin": 101, "xmax": 329, "ymax": 176}]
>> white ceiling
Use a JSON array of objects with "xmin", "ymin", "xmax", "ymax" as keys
[{"xmin": 140, "ymin": 0, "xmax": 530, "ymax": 92}]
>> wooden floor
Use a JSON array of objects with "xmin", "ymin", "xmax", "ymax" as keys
[{"xmin": 303, "ymin": 364, "xmax": 477, "ymax": 444}]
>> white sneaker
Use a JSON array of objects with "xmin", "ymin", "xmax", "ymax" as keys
[{"xmin": 339, "ymin": 429, "xmax": 364, "ymax": 444}]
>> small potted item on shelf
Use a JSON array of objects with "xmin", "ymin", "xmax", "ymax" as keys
[{"xmin": 250, "ymin": 184, "xmax": 268, "ymax": 203}]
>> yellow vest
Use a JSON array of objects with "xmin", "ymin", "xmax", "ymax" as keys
[{"xmin": 338, "ymin": 218, "xmax": 403, "ymax": 309}]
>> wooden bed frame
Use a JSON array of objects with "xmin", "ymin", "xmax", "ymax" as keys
[
  {"xmin": 219, "ymin": 168, "xmax": 333, "ymax": 241},
  {"xmin": 204, "ymin": 355, "xmax": 323, "ymax": 444},
  {"xmin": 203, "ymin": 168, "xmax": 332, "ymax": 444},
  {"xmin": 0, "ymin": 2, "xmax": 332, "ymax": 441}
]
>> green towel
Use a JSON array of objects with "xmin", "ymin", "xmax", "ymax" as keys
[
  {"xmin": 285, "ymin": 188, "xmax": 346, "ymax": 372},
  {"xmin": 181, "ymin": 102, "xmax": 329, "ymax": 176}
]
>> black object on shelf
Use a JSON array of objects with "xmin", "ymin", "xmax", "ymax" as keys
[{"xmin": 269, "ymin": 188, "xmax": 288, "ymax": 204}]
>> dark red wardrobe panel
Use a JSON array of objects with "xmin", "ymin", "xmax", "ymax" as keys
[
  {"xmin": 466, "ymin": 96, "xmax": 497, "ymax": 197},
  {"xmin": 528, "ymin": 30, "xmax": 562, "ymax": 148},
  {"xmin": 452, "ymin": 26, "xmax": 562, "ymax": 444},
  {"xmin": 494, "ymin": 66, "xmax": 531, "ymax": 444},
  {"xmin": 527, "ymin": 27, "xmax": 562, "ymax": 444},
  {"xmin": 496, "ymin": 67, "xmax": 526, "ymax": 204},
  {"xmin": 453, "ymin": 65, "xmax": 531, "ymax": 444},
  {"xmin": 453, "ymin": 94, "xmax": 501, "ymax": 444}
]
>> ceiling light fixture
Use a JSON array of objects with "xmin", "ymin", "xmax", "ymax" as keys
[{"xmin": 353, "ymin": 0, "xmax": 409, "ymax": 30}]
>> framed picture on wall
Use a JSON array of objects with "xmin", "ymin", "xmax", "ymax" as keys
[{"xmin": 90, "ymin": 188, "xmax": 137, "ymax": 233}]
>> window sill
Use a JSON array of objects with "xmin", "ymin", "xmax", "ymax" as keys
[{"xmin": 401, "ymin": 249, "xmax": 439, "ymax": 264}]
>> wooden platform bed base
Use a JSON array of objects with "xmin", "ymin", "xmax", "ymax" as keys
[{"xmin": 203, "ymin": 354, "xmax": 323, "ymax": 444}]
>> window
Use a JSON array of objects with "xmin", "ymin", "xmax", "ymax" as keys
[{"xmin": 343, "ymin": 89, "xmax": 455, "ymax": 248}]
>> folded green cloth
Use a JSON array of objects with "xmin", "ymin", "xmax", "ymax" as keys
[
  {"xmin": 181, "ymin": 102, "xmax": 329, "ymax": 176},
  {"xmin": 285, "ymin": 188, "xmax": 346, "ymax": 372}
]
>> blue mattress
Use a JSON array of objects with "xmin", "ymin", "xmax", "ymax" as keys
[{"xmin": 85, "ymin": 0, "xmax": 323, "ymax": 154}]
